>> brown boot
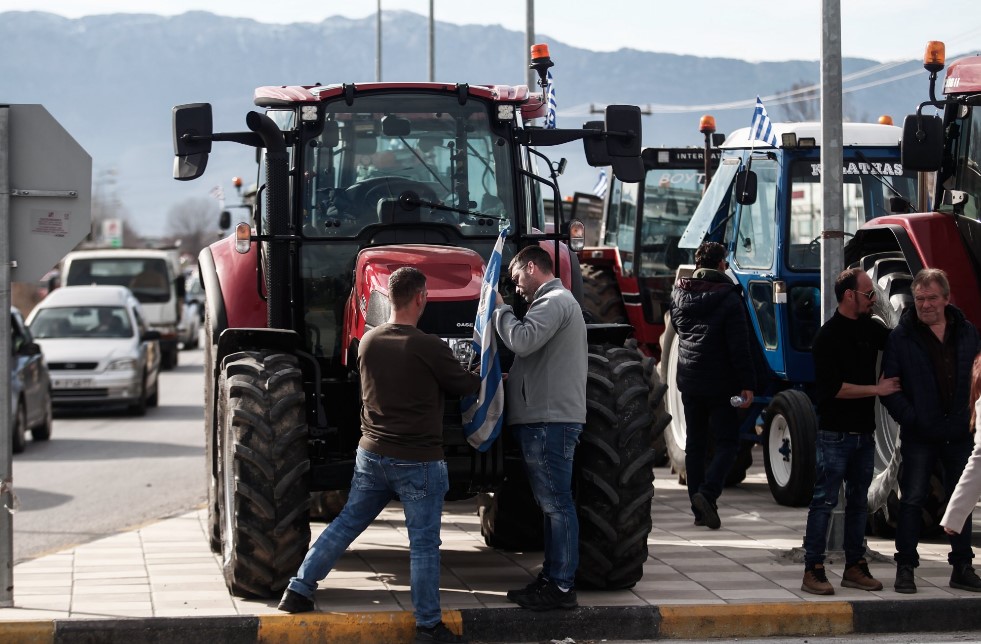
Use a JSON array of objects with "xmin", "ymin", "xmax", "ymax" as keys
[
  {"xmin": 842, "ymin": 559, "xmax": 883, "ymax": 591},
  {"xmin": 802, "ymin": 563, "xmax": 835, "ymax": 595}
]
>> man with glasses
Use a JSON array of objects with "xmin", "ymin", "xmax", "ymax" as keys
[
  {"xmin": 881, "ymin": 268, "xmax": 981, "ymax": 594},
  {"xmin": 492, "ymin": 244, "xmax": 587, "ymax": 611},
  {"xmin": 800, "ymin": 268, "xmax": 898, "ymax": 595}
]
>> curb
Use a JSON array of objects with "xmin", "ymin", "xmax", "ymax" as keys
[{"xmin": 5, "ymin": 598, "xmax": 981, "ymax": 643}]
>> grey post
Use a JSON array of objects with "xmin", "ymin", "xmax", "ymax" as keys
[
  {"xmin": 821, "ymin": 0, "xmax": 847, "ymax": 555},
  {"xmin": 1, "ymin": 105, "xmax": 13, "ymax": 607}
]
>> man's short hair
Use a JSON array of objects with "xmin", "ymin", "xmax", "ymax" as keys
[
  {"xmin": 834, "ymin": 267, "xmax": 862, "ymax": 303},
  {"xmin": 389, "ymin": 266, "xmax": 427, "ymax": 309},
  {"xmin": 510, "ymin": 245, "xmax": 554, "ymax": 276},
  {"xmin": 912, "ymin": 267, "xmax": 950, "ymax": 298},
  {"xmin": 694, "ymin": 241, "xmax": 726, "ymax": 269}
]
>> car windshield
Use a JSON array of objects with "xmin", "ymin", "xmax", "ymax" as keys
[
  {"xmin": 300, "ymin": 92, "xmax": 516, "ymax": 238},
  {"xmin": 30, "ymin": 306, "xmax": 133, "ymax": 339}
]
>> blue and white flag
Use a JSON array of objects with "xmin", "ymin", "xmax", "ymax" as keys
[
  {"xmin": 750, "ymin": 96, "xmax": 778, "ymax": 147},
  {"xmin": 461, "ymin": 227, "xmax": 509, "ymax": 451},
  {"xmin": 592, "ymin": 168, "xmax": 609, "ymax": 198},
  {"xmin": 544, "ymin": 70, "xmax": 557, "ymax": 129}
]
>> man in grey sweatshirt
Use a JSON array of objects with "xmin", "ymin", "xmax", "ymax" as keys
[{"xmin": 493, "ymin": 244, "xmax": 587, "ymax": 611}]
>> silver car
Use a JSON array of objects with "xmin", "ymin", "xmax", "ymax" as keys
[{"xmin": 26, "ymin": 286, "xmax": 162, "ymax": 415}]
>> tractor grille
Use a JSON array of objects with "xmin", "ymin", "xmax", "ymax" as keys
[{"xmin": 418, "ymin": 300, "xmax": 478, "ymax": 337}]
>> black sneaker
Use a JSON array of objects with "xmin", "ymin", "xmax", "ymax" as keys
[
  {"xmin": 415, "ymin": 621, "xmax": 466, "ymax": 643},
  {"xmin": 894, "ymin": 564, "xmax": 916, "ymax": 594},
  {"xmin": 692, "ymin": 493, "xmax": 721, "ymax": 530},
  {"xmin": 277, "ymin": 588, "xmax": 314, "ymax": 613},
  {"xmin": 950, "ymin": 563, "xmax": 981, "ymax": 592},
  {"xmin": 506, "ymin": 572, "xmax": 548, "ymax": 603},
  {"xmin": 513, "ymin": 580, "xmax": 578, "ymax": 611}
]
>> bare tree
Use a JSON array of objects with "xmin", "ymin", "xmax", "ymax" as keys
[
  {"xmin": 166, "ymin": 196, "xmax": 219, "ymax": 260},
  {"xmin": 778, "ymin": 81, "xmax": 820, "ymax": 121}
]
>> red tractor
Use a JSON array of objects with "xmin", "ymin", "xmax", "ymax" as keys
[
  {"xmin": 172, "ymin": 45, "xmax": 658, "ymax": 597},
  {"xmin": 846, "ymin": 41, "xmax": 981, "ymax": 533}
]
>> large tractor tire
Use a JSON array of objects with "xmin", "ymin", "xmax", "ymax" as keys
[
  {"xmin": 857, "ymin": 252, "xmax": 946, "ymax": 537},
  {"xmin": 762, "ymin": 390, "xmax": 817, "ymax": 506},
  {"xmin": 581, "ymin": 265, "xmax": 627, "ymax": 324},
  {"xmin": 576, "ymin": 343, "xmax": 656, "ymax": 590},
  {"xmin": 660, "ymin": 314, "xmax": 754, "ymax": 487},
  {"xmin": 218, "ymin": 350, "xmax": 311, "ymax": 597}
]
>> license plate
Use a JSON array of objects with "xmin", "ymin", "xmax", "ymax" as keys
[{"xmin": 56, "ymin": 378, "xmax": 93, "ymax": 389}]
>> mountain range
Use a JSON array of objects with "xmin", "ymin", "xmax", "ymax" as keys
[{"xmin": 0, "ymin": 10, "xmax": 936, "ymax": 237}]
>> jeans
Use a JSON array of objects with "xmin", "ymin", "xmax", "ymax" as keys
[
  {"xmin": 895, "ymin": 438, "xmax": 974, "ymax": 567},
  {"xmin": 513, "ymin": 422, "xmax": 582, "ymax": 589},
  {"xmin": 681, "ymin": 392, "xmax": 739, "ymax": 508},
  {"xmin": 802, "ymin": 431, "xmax": 875, "ymax": 567},
  {"xmin": 287, "ymin": 447, "xmax": 449, "ymax": 628}
]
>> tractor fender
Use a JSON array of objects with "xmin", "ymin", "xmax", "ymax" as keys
[
  {"xmin": 199, "ymin": 235, "xmax": 267, "ymax": 350},
  {"xmin": 849, "ymin": 213, "xmax": 981, "ymax": 325},
  {"xmin": 585, "ymin": 322, "xmax": 633, "ymax": 347}
]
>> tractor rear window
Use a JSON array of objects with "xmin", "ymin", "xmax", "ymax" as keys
[{"xmin": 300, "ymin": 93, "xmax": 515, "ymax": 240}]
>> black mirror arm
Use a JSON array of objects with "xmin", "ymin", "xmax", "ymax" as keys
[{"xmin": 182, "ymin": 131, "xmax": 264, "ymax": 148}]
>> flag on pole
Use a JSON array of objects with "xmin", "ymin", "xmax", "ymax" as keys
[
  {"xmin": 592, "ymin": 168, "xmax": 609, "ymax": 198},
  {"xmin": 750, "ymin": 96, "xmax": 778, "ymax": 147},
  {"xmin": 544, "ymin": 70, "xmax": 557, "ymax": 129},
  {"xmin": 461, "ymin": 227, "xmax": 509, "ymax": 451}
]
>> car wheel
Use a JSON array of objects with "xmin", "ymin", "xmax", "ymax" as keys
[
  {"xmin": 31, "ymin": 393, "xmax": 53, "ymax": 442},
  {"xmin": 130, "ymin": 374, "xmax": 148, "ymax": 416},
  {"xmin": 12, "ymin": 401, "xmax": 28, "ymax": 454}
]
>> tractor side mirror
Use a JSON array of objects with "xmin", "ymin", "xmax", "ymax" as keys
[
  {"xmin": 219, "ymin": 210, "xmax": 231, "ymax": 230},
  {"xmin": 173, "ymin": 103, "xmax": 213, "ymax": 181},
  {"xmin": 582, "ymin": 121, "xmax": 611, "ymax": 167},
  {"xmin": 901, "ymin": 113, "xmax": 944, "ymax": 172},
  {"xmin": 322, "ymin": 120, "xmax": 340, "ymax": 148},
  {"xmin": 712, "ymin": 133, "xmax": 726, "ymax": 147},
  {"xmin": 604, "ymin": 105, "xmax": 644, "ymax": 183},
  {"xmin": 735, "ymin": 170, "xmax": 758, "ymax": 205}
]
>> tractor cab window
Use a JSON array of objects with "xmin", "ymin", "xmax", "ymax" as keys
[
  {"xmin": 787, "ymin": 156, "xmax": 917, "ymax": 270},
  {"xmin": 940, "ymin": 105, "xmax": 981, "ymax": 222},
  {"xmin": 733, "ymin": 157, "xmax": 778, "ymax": 270},
  {"xmin": 678, "ymin": 159, "xmax": 739, "ymax": 251},
  {"xmin": 302, "ymin": 93, "xmax": 515, "ymax": 239},
  {"xmin": 638, "ymin": 167, "xmax": 704, "ymax": 278}
]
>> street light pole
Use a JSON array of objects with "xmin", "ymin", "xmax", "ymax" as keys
[
  {"xmin": 428, "ymin": 0, "xmax": 435, "ymax": 82},
  {"xmin": 526, "ymin": 0, "xmax": 535, "ymax": 89},
  {"xmin": 376, "ymin": 0, "xmax": 382, "ymax": 82}
]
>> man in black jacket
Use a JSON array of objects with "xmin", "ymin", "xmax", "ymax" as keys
[
  {"xmin": 670, "ymin": 241, "xmax": 755, "ymax": 530},
  {"xmin": 882, "ymin": 268, "xmax": 981, "ymax": 594}
]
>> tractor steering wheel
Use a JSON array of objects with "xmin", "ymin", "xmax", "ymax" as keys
[{"xmin": 346, "ymin": 177, "xmax": 440, "ymax": 221}]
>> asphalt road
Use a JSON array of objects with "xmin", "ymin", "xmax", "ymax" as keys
[{"xmin": 10, "ymin": 342, "xmax": 206, "ymax": 563}]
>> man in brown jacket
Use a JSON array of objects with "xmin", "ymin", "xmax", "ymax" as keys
[{"xmin": 278, "ymin": 266, "xmax": 480, "ymax": 644}]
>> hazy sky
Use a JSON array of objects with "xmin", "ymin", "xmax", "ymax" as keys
[{"xmin": 4, "ymin": 0, "xmax": 980, "ymax": 62}]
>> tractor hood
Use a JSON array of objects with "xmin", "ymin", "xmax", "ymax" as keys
[{"xmin": 343, "ymin": 244, "xmax": 485, "ymax": 363}]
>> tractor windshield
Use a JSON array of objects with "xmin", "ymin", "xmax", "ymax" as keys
[
  {"xmin": 301, "ymin": 93, "xmax": 515, "ymax": 239},
  {"xmin": 786, "ymin": 155, "xmax": 918, "ymax": 271}
]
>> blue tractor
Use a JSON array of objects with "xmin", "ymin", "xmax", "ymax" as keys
[{"xmin": 659, "ymin": 121, "xmax": 919, "ymax": 505}]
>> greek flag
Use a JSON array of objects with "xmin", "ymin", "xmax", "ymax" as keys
[
  {"xmin": 750, "ymin": 96, "xmax": 778, "ymax": 147},
  {"xmin": 461, "ymin": 227, "xmax": 509, "ymax": 451},
  {"xmin": 592, "ymin": 168, "xmax": 609, "ymax": 198},
  {"xmin": 544, "ymin": 70, "xmax": 557, "ymax": 129}
]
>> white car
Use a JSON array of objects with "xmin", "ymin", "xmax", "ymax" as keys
[{"xmin": 26, "ymin": 285, "xmax": 162, "ymax": 415}]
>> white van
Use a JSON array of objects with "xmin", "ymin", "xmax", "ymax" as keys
[{"xmin": 60, "ymin": 248, "xmax": 183, "ymax": 369}]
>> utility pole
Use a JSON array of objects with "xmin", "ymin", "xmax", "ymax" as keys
[
  {"xmin": 428, "ymin": 0, "xmax": 435, "ymax": 82},
  {"xmin": 821, "ymin": 0, "xmax": 847, "ymax": 557},
  {"xmin": 526, "ymin": 0, "xmax": 535, "ymax": 89},
  {"xmin": 376, "ymin": 0, "xmax": 382, "ymax": 82}
]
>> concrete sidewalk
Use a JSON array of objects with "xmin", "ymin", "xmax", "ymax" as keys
[{"xmin": 3, "ymin": 458, "xmax": 981, "ymax": 642}]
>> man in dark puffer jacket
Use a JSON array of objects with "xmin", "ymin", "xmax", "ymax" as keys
[
  {"xmin": 670, "ymin": 241, "xmax": 756, "ymax": 530},
  {"xmin": 881, "ymin": 268, "xmax": 981, "ymax": 594}
]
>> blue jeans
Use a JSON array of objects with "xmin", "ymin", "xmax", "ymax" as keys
[
  {"xmin": 895, "ymin": 438, "xmax": 974, "ymax": 567},
  {"xmin": 681, "ymin": 392, "xmax": 739, "ymax": 507},
  {"xmin": 802, "ymin": 431, "xmax": 875, "ymax": 567},
  {"xmin": 287, "ymin": 448, "xmax": 449, "ymax": 628},
  {"xmin": 513, "ymin": 422, "xmax": 582, "ymax": 589}
]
